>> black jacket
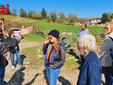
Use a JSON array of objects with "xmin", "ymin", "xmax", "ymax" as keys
[
  {"xmin": 43, "ymin": 42, "xmax": 66, "ymax": 69},
  {"xmin": 6, "ymin": 37, "xmax": 20, "ymax": 53},
  {"xmin": 0, "ymin": 37, "xmax": 20, "ymax": 67}
]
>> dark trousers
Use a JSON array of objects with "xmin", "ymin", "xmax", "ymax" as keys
[
  {"xmin": 0, "ymin": 66, "xmax": 5, "ymax": 80},
  {"xmin": 103, "ymin": 66, "xmax": 112, "ymax": 85}
]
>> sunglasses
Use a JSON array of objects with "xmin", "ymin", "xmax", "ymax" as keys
[
  {"xmin": 105, "ymin": 27, "xmax": 109, "ymax": 30},
  {"xmin": 48, "ymin": 36, "xmax": 52, "ymax": 40}
]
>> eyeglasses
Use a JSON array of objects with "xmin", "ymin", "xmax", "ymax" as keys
[{"xmin": 105, "ymin": 27, "xmax": 109, "ymax": 30}]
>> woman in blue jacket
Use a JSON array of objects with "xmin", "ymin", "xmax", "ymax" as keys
[{"xmin": 77, "ymin": 34, "xmax": 102, "ymax": 85}]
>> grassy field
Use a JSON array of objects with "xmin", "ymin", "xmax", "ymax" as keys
[{"xmin": 1, "ymin": 15, "xmax": 105, "ymax": 45}]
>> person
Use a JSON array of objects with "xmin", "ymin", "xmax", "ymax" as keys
[
  {"xmin": 77, "ymin": 34, "xmax": 102, "ymax": 85},
  {"xmin": 78, "ymin": 23, "xmax": 89, "ymax": 62},
  {"xmin": 43, "ymin": 30, "xmax": 66, "ymax": 85},
  {"xmin": 0, "ymin": 26, "xmax": 32, "ymax": 80},
  {"xmin": 78, "ymin": 23, "xmax": 89, "ymax": 37},
  {"xmin": 7, "ymin": 30, "xmax": 22, "ymax": 70},
  {"xmin": 98, "ymin": 22, "xmax": 113, "ymax": 85}
]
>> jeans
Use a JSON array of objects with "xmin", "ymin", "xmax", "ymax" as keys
[
  {"xmin": 0, "ymin": 66, "xmax": 5, "ymax": 80},
  {"xmin": 10, "ymin": 49, "xmax": 21, "ymax": 66},
  {"xmin": 46, "ymin": 66, "xmax": 61, "ymax": 85},
  {"xmin": 103, "ymin": 66, "xmax": 112, "ymax": 85}
]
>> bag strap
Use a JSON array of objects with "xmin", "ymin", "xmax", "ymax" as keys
[
  {"xmin": 110, "ymin": 37, "xmax": 113, "ymax": 41},
  {"xmin": 109, "ymin": 37, "xmax": 113, "ymax": 51}
]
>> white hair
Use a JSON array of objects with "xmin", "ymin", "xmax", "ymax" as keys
[{"xmin": 77, "ymin": 34, "xmax": 97, "ymax": 52}]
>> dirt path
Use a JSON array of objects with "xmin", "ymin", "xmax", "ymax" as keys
[{"xmin": 4, "ymin": 40, "xmax": 105, "ymax": 85}]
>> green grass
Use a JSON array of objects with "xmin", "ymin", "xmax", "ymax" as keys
[
  {"xmin": 2, "ymin": 15, "xmax": 105, "ymax": 45},
  {"xmin": 65, "ymin": 58, "xmax": 80, "ymax": 70},
  {"xmin": 0, "ymin": 15, "xmax": 17, "ymax": 21},
  {"xmin": 22, "ymin": 46, "xmax": 44, "ymax": 69},
  {"xmin": 24, "ymin": 33, "xmax": 45, "ymax": 42},
  {"xmin": 22, "ymin": 46, "xmax": 80, "ymax": 69}
]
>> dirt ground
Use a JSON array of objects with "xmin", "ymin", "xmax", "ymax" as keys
[{"xmin": 4, "ymin": 40, "xmax": 105, "ymax": 85}]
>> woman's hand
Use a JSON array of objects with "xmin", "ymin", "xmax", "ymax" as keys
[
  {"xmin": 6, "ymin": 51, "xmax": 10, "ymax": 60},
  {"xmin": 44, "ymin": 37, "xmax": 49, "ymax": 44},
  {"xmin": 20, "ymin": 26, "xmax": 32, "ymax": 36},
  {"xmin": 49, "ymin": 65, "xmax": 54, "ymax": 68}
]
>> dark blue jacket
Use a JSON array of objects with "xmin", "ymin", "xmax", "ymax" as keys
[{"xmin": 77, "ymin": 52, "xmax": 102, "ymax": 85}]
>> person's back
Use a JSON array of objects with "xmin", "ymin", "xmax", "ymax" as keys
[{"xmin": 77, "ymin": 52, "xmax": 102, "ymax": 85}]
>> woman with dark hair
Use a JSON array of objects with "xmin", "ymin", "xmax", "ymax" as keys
[
  {"xmin": 43, "ymin": 30, "xmax": 66, "ymax": 85},
  {"xmin": 7, "ymin": 30, "xmax": 22, "ymax": 70}
]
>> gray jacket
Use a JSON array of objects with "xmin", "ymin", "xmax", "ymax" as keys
[
  {"xmin": 98, "ymin": 32, "xmax": 113, "ymax": 67},
  {"xmin": 43, "ymin": 42, "xmax": 66, "ymax": 69}
]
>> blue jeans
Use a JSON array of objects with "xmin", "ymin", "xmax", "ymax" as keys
[
  {"xmin": 103, "ymin": 66, "xmax": 112, "ymax": 85},
  {"xmin": 0, "ymin": 66, "xmax": 5, "ymax": 80},
  {"xmin": 46, "ymin": 66, "xmax": 61, "ymax": 85},
  {"xmin": 10, "ymin": 50, "xmax": 21, "ymax": 66}
]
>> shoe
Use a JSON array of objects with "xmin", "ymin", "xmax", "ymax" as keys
[
  {"xmin": 19, "ymin": 65, "xmax": 23, "ymax": 69},
  {"xmin": 12, "ymin": 66, "xmax": 15, "ymax": 70}
]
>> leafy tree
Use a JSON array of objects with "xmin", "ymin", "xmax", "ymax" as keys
[
  {"xmin": 50, "ymin": 12, "xmax": 57, "ymax": 22},
  {"xmin": 110, "ymin": 13, "xmax": 113, "ymax": 19},
  {"xmin": 67, "ymin": 13, "xmax": 76, "ymax": 25},
  {"xmin": 107, "ymin": 12, "xmax": 111, "ymax": 21},
  {"xmin": 101, "ymin": 13, "xmax": 110, "ymax": 23},
  {"xmin": 58, "ymin": 12, "xmax": 66, "ymax": 23},
  {"xmin": 41, "ymin": 8, "xmax": 47, "ymax": 19},
  {"xmin": 28, "ymin": 11, "xmax": 42, "ymax": 20},
  {"xmin": 20, "ymin": 8, "xmax": 27, "ymax": 17}
]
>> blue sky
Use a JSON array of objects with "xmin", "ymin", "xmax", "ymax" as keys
[{"xmin": 0, "ymin": 0, "xmax": 113, "ymax": 18}]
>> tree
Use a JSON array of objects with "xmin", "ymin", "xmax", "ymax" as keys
[
  {"xmin": 58, "ymin": 12, "xmax": 66, "ymax": 23},
  {"xmin": 12, "ymin": 9, "xmax": 16, "ymax": 15},
  {"xmin": 37, "ymin": 13, "xmax": 42, "ymax": 20},
  {"xmin": 107, "ymin": 12, "xmax": 111, "ymax": 21},
  {"xmin": 110, "ymin": 13, "xmax": 113, "ymax": 19},
  {"xmin": 50, "ymin": 12, "xmax": 57, "ymax": 22},
  {"xmin": 67, "ymin": 13, "xmax": 76, "ymax": 25},
  {"xmin": 101, "ymin": 13, "xmax": 110, "ymax": 23},
  {"xmin": 20, "ymin": 8, "xmax": 27, "ymax": 17},
  {"xmin": 28, "ymin": 11, "xmax": 42, "ymax": 20},
  {"xmin": 41, "ymin": 8, "xmax": 47, "ymax": 19}
]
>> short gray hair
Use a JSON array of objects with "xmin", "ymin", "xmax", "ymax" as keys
[{"xmin": 77, "ymin": 34, "xmax": 97, "ymax": 52}]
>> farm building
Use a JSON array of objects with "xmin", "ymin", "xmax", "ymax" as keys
[{"xmin": 87, "ymin": 17, "xmax": 101, "ymax": 25}]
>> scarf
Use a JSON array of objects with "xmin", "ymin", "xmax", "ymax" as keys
[{"xmin": 44, "ymin": 44, "xmax": 56, "ymax": 67}]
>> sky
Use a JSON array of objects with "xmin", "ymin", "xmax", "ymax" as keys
[{"xmin": 0, "ymin": 0, "xmax": 113, "ymax": 18}]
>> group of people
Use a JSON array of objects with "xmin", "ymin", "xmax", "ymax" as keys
[
  {"xmin": 43, "ymin": 21, "xmax": 113, "ymax": 85},
  {"xmin": 0, "ymin": 18, "xmax": 113, "ymax": 85},
  {"xmin": 0, "ymin": 21, "xmax": 32, "ymax": 84}
]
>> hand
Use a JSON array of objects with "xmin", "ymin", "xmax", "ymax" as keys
[
  {"xmin": 20, "ymin": 26, "xmax": 32, "ymax": 36},
  {"xmin": 49, "ymin": 65, "xmax": 54, "ymax": 68},
  {"xmin": 44, "ymin": 37, "xmax": 49, "ymax": 44},
  {"xmin": 6, "ymin": 51, "xmax": 10, "ymax": 60}
]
